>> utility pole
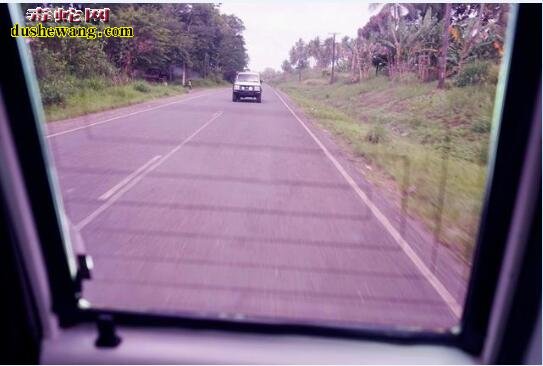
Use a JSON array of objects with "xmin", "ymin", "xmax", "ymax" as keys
[{"xmin": 329, "ymin": 32, "xmax": 339, "ymax": 84}]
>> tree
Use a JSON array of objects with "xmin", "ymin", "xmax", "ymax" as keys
[
  {"xmin": 329, "ymin": 33, "xmax": 338, "ymax": 84},
  {"xmin": 289, "ymin": 38, "xmax": 308, "ymax": 82},
  {"xmin": 261, "ymin": 67, "xmax": 278, "ymax": 82},
  {"xmin": 449, "ymin": 3, "xmax": 508, "ymax": 75},
  {"xmin": 216, "ymin": 14, "xmax": 249, "ymax": 81},
  {"xmin": 307, "ymin": 37, "xmax": 323, "ymax": 68},
  {"xmin": 281, "ymin": 59, "xmax": 293, "ymax": 73},
  {"xmin": 452, "ymin": 3, "xmax": 485, "ymax": 76},
  {"xmin": 105, "ymin": 5, "xmax": 169, "ymax": 77},
  {"xmin": 380, "ymin": 4, "xmax": 440, "ymax": 77},
  {"xmin": 356, "ymin": 4, "xmax": 441, "ymax": 80},
  {"xmin": 321, "ymin": 37, "xmax": 335, "ymax": 68},
  {"xmin": 277, "ymin": 2, "xmax": 508, "ymax": 86},
  {"xmin": 28, "ymin": 3, "xmax": 249, "ymax": 92},
  {"xmin": 341, "ymin": 36, "xmax": 358, "ymax": 80}
]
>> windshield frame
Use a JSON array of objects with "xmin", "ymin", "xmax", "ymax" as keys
[{"xmin": 4, "ymin": 2, "xmax": 538, "ymax": 358}]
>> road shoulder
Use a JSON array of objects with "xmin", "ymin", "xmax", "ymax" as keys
[{"xmin": 271, "ymin": 85, "xmax": 470, "ymax": 309}]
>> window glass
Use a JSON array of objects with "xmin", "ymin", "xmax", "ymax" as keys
[
  {"xmin": 237, "ymin": 74, "xmax": 260, "ymax": 82},
  {"xmin": 22, "ymin": 2, "xmax": 513, "ymax": 331}
]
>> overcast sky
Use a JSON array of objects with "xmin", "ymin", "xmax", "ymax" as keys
[{"xmin": 220, "ymin": 1, "xmax": 376, "ymax": 72}]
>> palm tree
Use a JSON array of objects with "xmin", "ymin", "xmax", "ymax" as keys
[
  {"xmin": 289, "ymin": 38, "xmax": 308, "ymax": 82},
  {"xmin": 307, "ymin": 37, "xmax": 322, "ymax": 68}
]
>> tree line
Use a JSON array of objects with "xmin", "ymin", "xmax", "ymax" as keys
[
  {"xmin": 27, "ymin": 3, "xmax": 249, "ymax": 104},
  {"xmin": 282, "ymin": 3, "xmax": 509, "ymax": 87}
]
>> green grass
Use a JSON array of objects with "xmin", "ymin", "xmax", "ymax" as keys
[
  {"xmin": 274, "ymin": 73, "xmax": 496, "ymax": 262},
  {"xmin": 44, "ymin": 77, "xmax": 227, "ymax": 121}
]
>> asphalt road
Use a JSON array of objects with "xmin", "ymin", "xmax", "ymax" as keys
[{"xmin": 46, "ymin": 84, "xmax": 468, "ymax": 331}]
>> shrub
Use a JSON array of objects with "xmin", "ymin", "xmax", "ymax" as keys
[
  {"xmin": 454, "ymin": 61, "xmax": 490, "ymax": 87},
  {"xmin": 397, "ymin": 72, "xmax": 419, "ymax": 84},
  {"xmin": 40, "ymin": 83, "xmax": 66, "ymax": 105},
  {"xmin": 29, "ymin": 42, "xmax": 66, "ymax": 76},
  {"xmin": 133, "ymin": 81, "xmax": 151, "ymax": 93},
  {"xmin": 39, "ymin": 77, "xmax": 74, "ymax": 106},
  {"xmin": 78, "ymin": 77, "xmax": 110, "ymax": 90},
  {"xmin": 191, "ymin": 78, "xmax": 226, "ymax": 88},
  {"xmin": 190, "ymin": 79, "xmax": 212, "ymax": 88},
  {"xmin": 303, "ymin": 78, "xmax": 327, "ymax": 86},
  {"xmin": 366, "ymin": 124, "xmax": 387, "ymax": 144},
  {"xmin": 206, "ymin": 72, "xmax": 224, "ymax": 83}
]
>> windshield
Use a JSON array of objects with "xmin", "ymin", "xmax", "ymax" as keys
[
  {"xmin": 236, "ymin": 74, "xmax": 260, "ymax": 82},
  {"xmin": 22, "ymin": 2, "xmax": 513, "ymax": 334}
]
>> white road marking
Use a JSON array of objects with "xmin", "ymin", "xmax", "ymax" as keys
[
  {"xmin": 272, "ymin": 87, "xmax": 462, "ymax": 319},
  {"xmin": 46, "ymin": 92, "xmax": 218, "ymax": 138},
  {"xmin": 74, "ymin": 111, "xmax": 223, "ymax": 231},
  {"xmin": 98, "ymin": 155, "xmax": 162, "ymax": 201}
]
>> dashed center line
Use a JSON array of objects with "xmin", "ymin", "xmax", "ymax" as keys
[
  {"xmin": 74, "ymin": 110, "xmax": 223, "ymax": 231},
  {"xmin": 98, "ymin": 155, "xmax": 162, "ymax": 201}
]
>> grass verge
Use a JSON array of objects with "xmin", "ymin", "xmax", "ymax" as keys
[
  {"xmin": 44, "ymin": 78, "xmax": 227, "ymax": 122},
  {"xmin": 275, "ymin": 73, "xmax": 496, "ymax": 263}
]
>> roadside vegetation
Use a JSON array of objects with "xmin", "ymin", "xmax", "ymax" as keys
[
  {"xmin": 26, "ymin": 4, "xmax": 247, "ymax": 121},
  {"xmin": 274, "ymin": 72, "xmax": 496, "ymax": 262},
  {"xmin": 270, "ymin": 4, "xmax": 509, "ymax": 263},
  {"xmin": 42, "ymin": 77, "xmax": 228, "ymax": 121}
]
